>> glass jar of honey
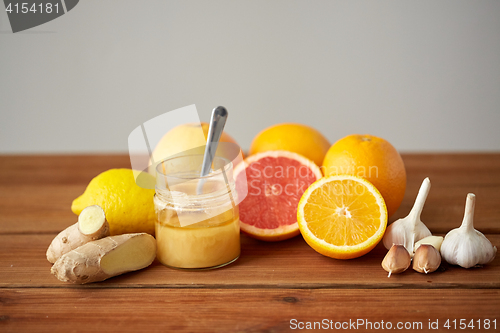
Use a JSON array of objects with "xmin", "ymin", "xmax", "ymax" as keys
[{"xmin": 154, "ymin": 154, "xmax": 240, "ymax": 270}]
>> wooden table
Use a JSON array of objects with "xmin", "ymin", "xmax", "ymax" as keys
[{"xmin": 1, "ymin": 154, "xmax": 499, "ymax": 332}]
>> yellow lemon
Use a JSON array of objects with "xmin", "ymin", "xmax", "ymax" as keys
[
  {"xmin": 298, "ymin": 175, "xmax": 387, "ymax": 259},
  {"xmin": 149, "ymin": 122, "xmax": 241, "ymax": 174},
  {"xmin": 71, "ymin": 169, "xmax": 156, "ymax": 235}
]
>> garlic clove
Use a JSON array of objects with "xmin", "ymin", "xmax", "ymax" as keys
[
  {"xmin": 441, "ymin": 193, "xmax": 497, "ymax": 268},
  {"xmin": 382, "ymin": 244, "xmax": 411, "ymax": 277},
  {"xmin": 383, "ymin": 178, "xmax": 432, "ymax": 255},
  {"xmin": 415, "ymin": 235, "xmax": 444, "ymax": 253},
  {"xmin": 413, "ymin": 244, "xmax": 441, "ymax": 274}
]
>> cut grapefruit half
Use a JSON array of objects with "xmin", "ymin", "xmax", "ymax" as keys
[{"xmin": 234, "ymin": 150, "xmax": 322, "ymax": 241}]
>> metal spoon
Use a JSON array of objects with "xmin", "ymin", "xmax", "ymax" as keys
[{"xmin": 197, "ymin": 106, "xmax": 228, "ymax": 194}]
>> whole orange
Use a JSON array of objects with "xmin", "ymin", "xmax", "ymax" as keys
[
  {"xmin": 249, "ymin": 123, "xmax": 330, "ymax": 166},
  {"xmin": 149, "ymin": 122, "xmax": 241, "ymax": 174},
  {"xmin": 322, "ymin": 134, "xmax": 406, "ymax": 217}
]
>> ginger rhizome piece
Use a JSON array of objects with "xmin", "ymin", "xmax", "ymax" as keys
[
  {"xmin": 51, "ymin": 233, "xmax": 156, "ymax": 284},
  {"xmin": 46, "ymin": 205, "xmax": 110, "ymax": 263}
]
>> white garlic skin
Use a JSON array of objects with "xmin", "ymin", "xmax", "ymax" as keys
[
  {"xmin": 383, "ymin": 220, "xmax": 431, "ymax": 255},
  {"xmin": 441, "ymin": 193, "xmax": 497, "ymax": 268},
  {"xmin": 383, "ymin": 177, "xmax": 432, "ymax": 255},
  {"xmin": 441, "ymin": 228, "xmax": 497, "ymax": 268}
]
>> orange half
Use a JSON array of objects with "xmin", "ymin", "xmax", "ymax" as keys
[{"xmin": 297, "ymin": 175, "xmax": 388, "ymax": 259}]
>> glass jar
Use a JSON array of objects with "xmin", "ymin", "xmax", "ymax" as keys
[{"xmin": 154, "ymin": 154, "xmax": 240, "ymax": 270}]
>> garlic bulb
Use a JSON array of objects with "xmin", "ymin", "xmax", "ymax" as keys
[
  {"xmin": 441, "ymin": 193, "xmax": 497, "ymax": 268},
  {"xmin": 383, "ymin": 178, "xmax": 432, "ymax": 255}
]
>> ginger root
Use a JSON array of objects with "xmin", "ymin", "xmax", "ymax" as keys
[
  {"xmin": 51, "ymin": 233, "xmax": 156, "ymax": 284},
  {"xmin": 46, "ymin": 205, "xmax": 110, "ymax": 263}
]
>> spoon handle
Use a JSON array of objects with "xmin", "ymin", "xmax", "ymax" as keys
[{"xmin": 200, "ymin": 106, "xmax": 228, "ymax": 177}]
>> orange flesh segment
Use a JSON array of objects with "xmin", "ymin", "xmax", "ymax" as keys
[{"xmin": 303, "ymin": 179, "xmax": 382, "ymax": 247}]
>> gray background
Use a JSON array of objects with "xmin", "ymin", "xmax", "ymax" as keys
[{"xmin": 1, "ymin": 0, "xmax": 499, "ymax": 153}]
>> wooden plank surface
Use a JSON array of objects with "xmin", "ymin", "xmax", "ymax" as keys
[
  {"xmin": 1, "ymin": 154, "xmax": 500, "ymax": 234},
  {"xmin": 0, "ymin": 154, "xmax": 131, "ymax": 185},
  {"xmin": 1, "ymin": 289, "xmax": 498, "ymax": 333},
  {"xmin": 1, "ymin": 154, "xmax": 499, "ymax": 332},
  {"xmin": 1, "ymin": 183, "xmax": 498, "ymax": 234},
  {"xmin": 1, "ymin": 234, "xmax": 498, "ymax": 289}
]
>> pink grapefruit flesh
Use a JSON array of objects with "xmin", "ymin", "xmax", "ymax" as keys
[{"xmin": 234, "ymin": 150, "xmax": 322, "ymax": 241}]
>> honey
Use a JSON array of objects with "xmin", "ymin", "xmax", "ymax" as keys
[{"xmin": 154, "ymin": 155, "xmax": 240, "ymax": 269}]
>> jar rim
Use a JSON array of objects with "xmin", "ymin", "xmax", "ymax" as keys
[
  {"xmin": 155, "ymin": 154, "xmax": 236, "ymax": 204},
  {"xmin": 155, "ymin": 154, "xmax": 232, "ymax": 180}
]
